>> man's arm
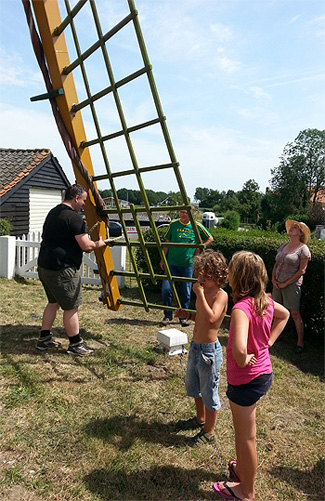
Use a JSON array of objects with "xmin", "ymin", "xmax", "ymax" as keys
[
  {"xmin": 194, "ymin": 233, "xmax": 213, "ymax": 256},
  {"xmin": 196, "ymin": 223, "xmax": 214, "ymax": 253},
  {"xmin": 204, "ymin": 235, "xmax": 214, "ymax": 247},
  {"xmin": 75, "ymin": 233, "xmax": 106, "ymax": 252}
]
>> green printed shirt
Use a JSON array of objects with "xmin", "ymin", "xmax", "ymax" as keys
[{"xmin": 164, "ymin": 219, "xmax": 212, "ymax": 266}]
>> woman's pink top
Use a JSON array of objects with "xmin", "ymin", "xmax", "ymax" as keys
[{"xmin": 226, "ymin": 297, "xmax": 274, "ymax": 385}]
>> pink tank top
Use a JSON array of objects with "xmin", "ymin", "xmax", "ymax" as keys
[{"xmin": 226, "ymin": 297, "xmax": 274, "ymax": 385}]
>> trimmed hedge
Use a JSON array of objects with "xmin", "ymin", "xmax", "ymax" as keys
[
  {"xmin": 135, "ymin": 227, "xmax": 324, "ymax": 344},
  {"xmin": 210, "ymin": 228, "xmax": 324, "ymax": 344}
]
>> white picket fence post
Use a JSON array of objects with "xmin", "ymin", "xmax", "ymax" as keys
[
  {"xmin": 0, "ymin": 236, "xmax": 16, "ymax": 279},
  {"xmin": 16, "ymin": 232, "xmax": 41, "ymax": 279},
  {"xmin": 10, "ymin": 232, "xmax": 125, "ymax": 288}
]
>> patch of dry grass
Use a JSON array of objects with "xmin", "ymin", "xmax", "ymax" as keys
[{"xmin": 0, "ymin": 277, "xmax": 324, "ymax": 500}]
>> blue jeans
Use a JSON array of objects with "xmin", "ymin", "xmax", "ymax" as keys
[
  {"xmin": 161, "ymin": 264, "xmax": 193, "ymax": 319},
  {"xmin": 185, "ymin": 340, "xmax": 223, "ymax": 412}
]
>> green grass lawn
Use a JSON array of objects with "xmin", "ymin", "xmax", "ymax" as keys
[{"xmin": 0, "ymin": 277, "xmax": 324, "ymax": 500}]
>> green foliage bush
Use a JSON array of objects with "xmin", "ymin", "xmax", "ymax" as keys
[
  {"xmin": 210, "ymin": 227, "xmax": 324, "ymax": 344},
  {"xmin": 0, "ymin": 219, "xmax": 12, "ymax": 236},
  {"xmin": 219, "ymin": 210, "xmax": 240, "ymax": 230}
]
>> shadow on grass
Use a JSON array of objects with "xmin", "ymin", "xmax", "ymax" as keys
[
  {"xmin": 0, "ymin": 324, "xmax": 112, "ymax": 384},
  {"xmin": 0, "ymin": 324, "xmax": 105, "ymax": 355},
  {"xmin": 84, "ymin": 465, "xmax": 217, "ymax": 500},
  {"xmin": 13, "ymin": 275, "xmax": 39, "ymax": 286},
  {"xmin": 269, "ymin": 324, "xmax": 324, "ymax": 381},
  {"xmin": 0, "ymin": 324, "xmax": 168, "ymax": 386},
  {"xmin": 105, "ymin": 317, "xmax": 160, "ymax": 327},
  {"xmin": 84, "ymin": 415, "xmax": 194, "ymax": 449},
  {"xmin": 270, "ymin": 457, "xmax": 325, "ymax": 500}
]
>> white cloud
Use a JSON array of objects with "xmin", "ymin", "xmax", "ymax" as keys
[
  {"xmin": 136, "ymin": 3, "xmax": 241, "ymax": 75},
  {"xmin": 0, "ymin": 103, "xmax": 74, "ymax": 181},
  {"xmin": 238, "ymin": 71, "xmax": 324, "ymax": 91},
  {"xmin": 0, "ymin": 47, "xmax": 41, "ymax": 88},
  {"xmin": 210, "ymin": 23, "xmax": 233, "ymax": 43},
  {"xmin": 249, "ymin": 86, "xmax": 272, "ymax": 100},
  {"xmin": 170, "ymin": 124, "xmax": 283, "ymax": 197},
  {"xmin": 231, "ymin": 104, "xmax": 278, "ymax": 126},
  {"xmin": 308, "ymin": 15, "xmax": 325, "ymax": 39},
  {"xmin": 217, "ymin": 54, "xmax": 241, "ymax": 73},
  {"xmin": 288, "ymin": 15, "xmax": 301, "ymax": 25},
  {"xmin": 267, "ymin": 72, "xmax": 324, "ymax": 88}
]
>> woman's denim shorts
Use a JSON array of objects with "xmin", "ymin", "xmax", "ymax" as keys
[
  {"xmin": 226, "ymin": 373, "xmax": 273, "ymax": 407},
  {"xmin": 185, "ymin": 340, "xmax": 223, "ymax": 412}
]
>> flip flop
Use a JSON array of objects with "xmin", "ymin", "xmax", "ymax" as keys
[
  {"xmin": 213, "ymin": 481, "xmax": 240, "ymax": 500},
  {"xmin": 228, "ymin": 460, "xmax": 241, "ymax": 482}
]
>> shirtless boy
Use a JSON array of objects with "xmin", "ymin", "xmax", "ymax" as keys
[{"xmin": 175, "ymin": 250, "xmax": 228, "ymax": 446}]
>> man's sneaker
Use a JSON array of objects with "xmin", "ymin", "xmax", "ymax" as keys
[
  {"xmin": 160, "ymin": 317, "xmax": 172, "ymax": 327},
  {"xmin": 176, "ymin": 416, "xmax": 205, "ymax": 431},
  {"xmin": 188, "ymin": 429, "xmax": 215, "ymax": 447},
  {"xmin": 66, "ymin": 340, "xmax": 94, "ymax": 357},
  {"xmin": 36, "ymin": 335, "xmax": 61, "ymax": 351},
  {"xmin": 180, "ymin": 319, "xmax": 190, "ymax": 328}
]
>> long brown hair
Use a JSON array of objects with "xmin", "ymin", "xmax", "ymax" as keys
[{"xmin": 228, "ymin": 251, "xmax": 269, "ymax": 317}]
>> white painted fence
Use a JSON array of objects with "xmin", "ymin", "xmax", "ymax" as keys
[
  {"xmin": 0, "ymin": 233, "xmax": 125, "ymax": 288},
  {"xmin": 16, "ymin": 232, "xmax": 42, "ymax": 280}
]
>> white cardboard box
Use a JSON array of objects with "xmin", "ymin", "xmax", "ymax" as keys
[{"xmin": 157, "ymin": 328, "xmax": 188, "ymax": 356}]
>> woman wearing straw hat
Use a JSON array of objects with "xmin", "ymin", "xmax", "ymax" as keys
[{"xmin": 272, "ymin": 220, "xmax": 311, "ymax": 353}]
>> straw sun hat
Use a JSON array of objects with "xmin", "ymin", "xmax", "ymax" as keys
[{"xmin": 285, "ymin": 219, "xmax": 311, "ymax": 244}]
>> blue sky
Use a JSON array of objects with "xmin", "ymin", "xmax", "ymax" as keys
[{"xmin": 0, "ymin": 0, "xmax": 324, "ymax": 201}]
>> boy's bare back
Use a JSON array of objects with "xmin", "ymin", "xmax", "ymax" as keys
[{"xmin": 192, "ymin": 279, "xmax": 228, "ymax": 344}]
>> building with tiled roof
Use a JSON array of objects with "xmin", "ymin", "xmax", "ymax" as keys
[{"xmin": 0, "ymin": 148, "xmax": 70, "ymax": 237}]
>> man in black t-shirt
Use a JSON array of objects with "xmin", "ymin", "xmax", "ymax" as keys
[{"xmin": 37, "ymin": 184, "xmax": 107, "ymax": 357}]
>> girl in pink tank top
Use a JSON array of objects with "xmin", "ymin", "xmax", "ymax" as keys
[{"xmin": 214, "ymin": 251, "xmax": 289, "ymax": 501}]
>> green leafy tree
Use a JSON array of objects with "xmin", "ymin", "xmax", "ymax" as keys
[
  {"xmin": 98, "ymin": 189, "xmax": 112, "ymax": 199},
  {"xmin": 167, "ymin": 191, "xmax": 183, "ymax": 206},
  {"xmin": 145, "ymin": 189, "xmax": 159, "ymax": 205},
  {"xmin": 238, "ymin": 179, "xmax": 262, "ymax": 223},
  {"xmin": 201, "ymin": 189, "xmax": 223, "ymax": 208},
  {"xmin": 155, "ymin": 191, "xmax": 169, "ymax": 204},
  {"xmin": 194, "ymin": 187, "xmax": 210, "ymax": 204},
  {"xmin": 269, "ymin": 128, "xmax": 325, "ymax": 221},
  {"xmin": 116, "ymin": 189, "xmax": 142, "ymax": 205},
  {"xmin": 259, "ymin": 188, "xmax": 282, "ymax": 229},
  {"xmin": 222, "ymin": 190, "xmax": 241, "ymax": 213}
]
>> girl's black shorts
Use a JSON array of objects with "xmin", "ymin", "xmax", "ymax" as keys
[{"xmin": 226, "ymin": 373, "xmax": 273, "ymax": 407}]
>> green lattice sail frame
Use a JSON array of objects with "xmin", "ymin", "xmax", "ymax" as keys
[{"xmin": 25, "ymin": 0, "xmax": 206, "ymax": 312}]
